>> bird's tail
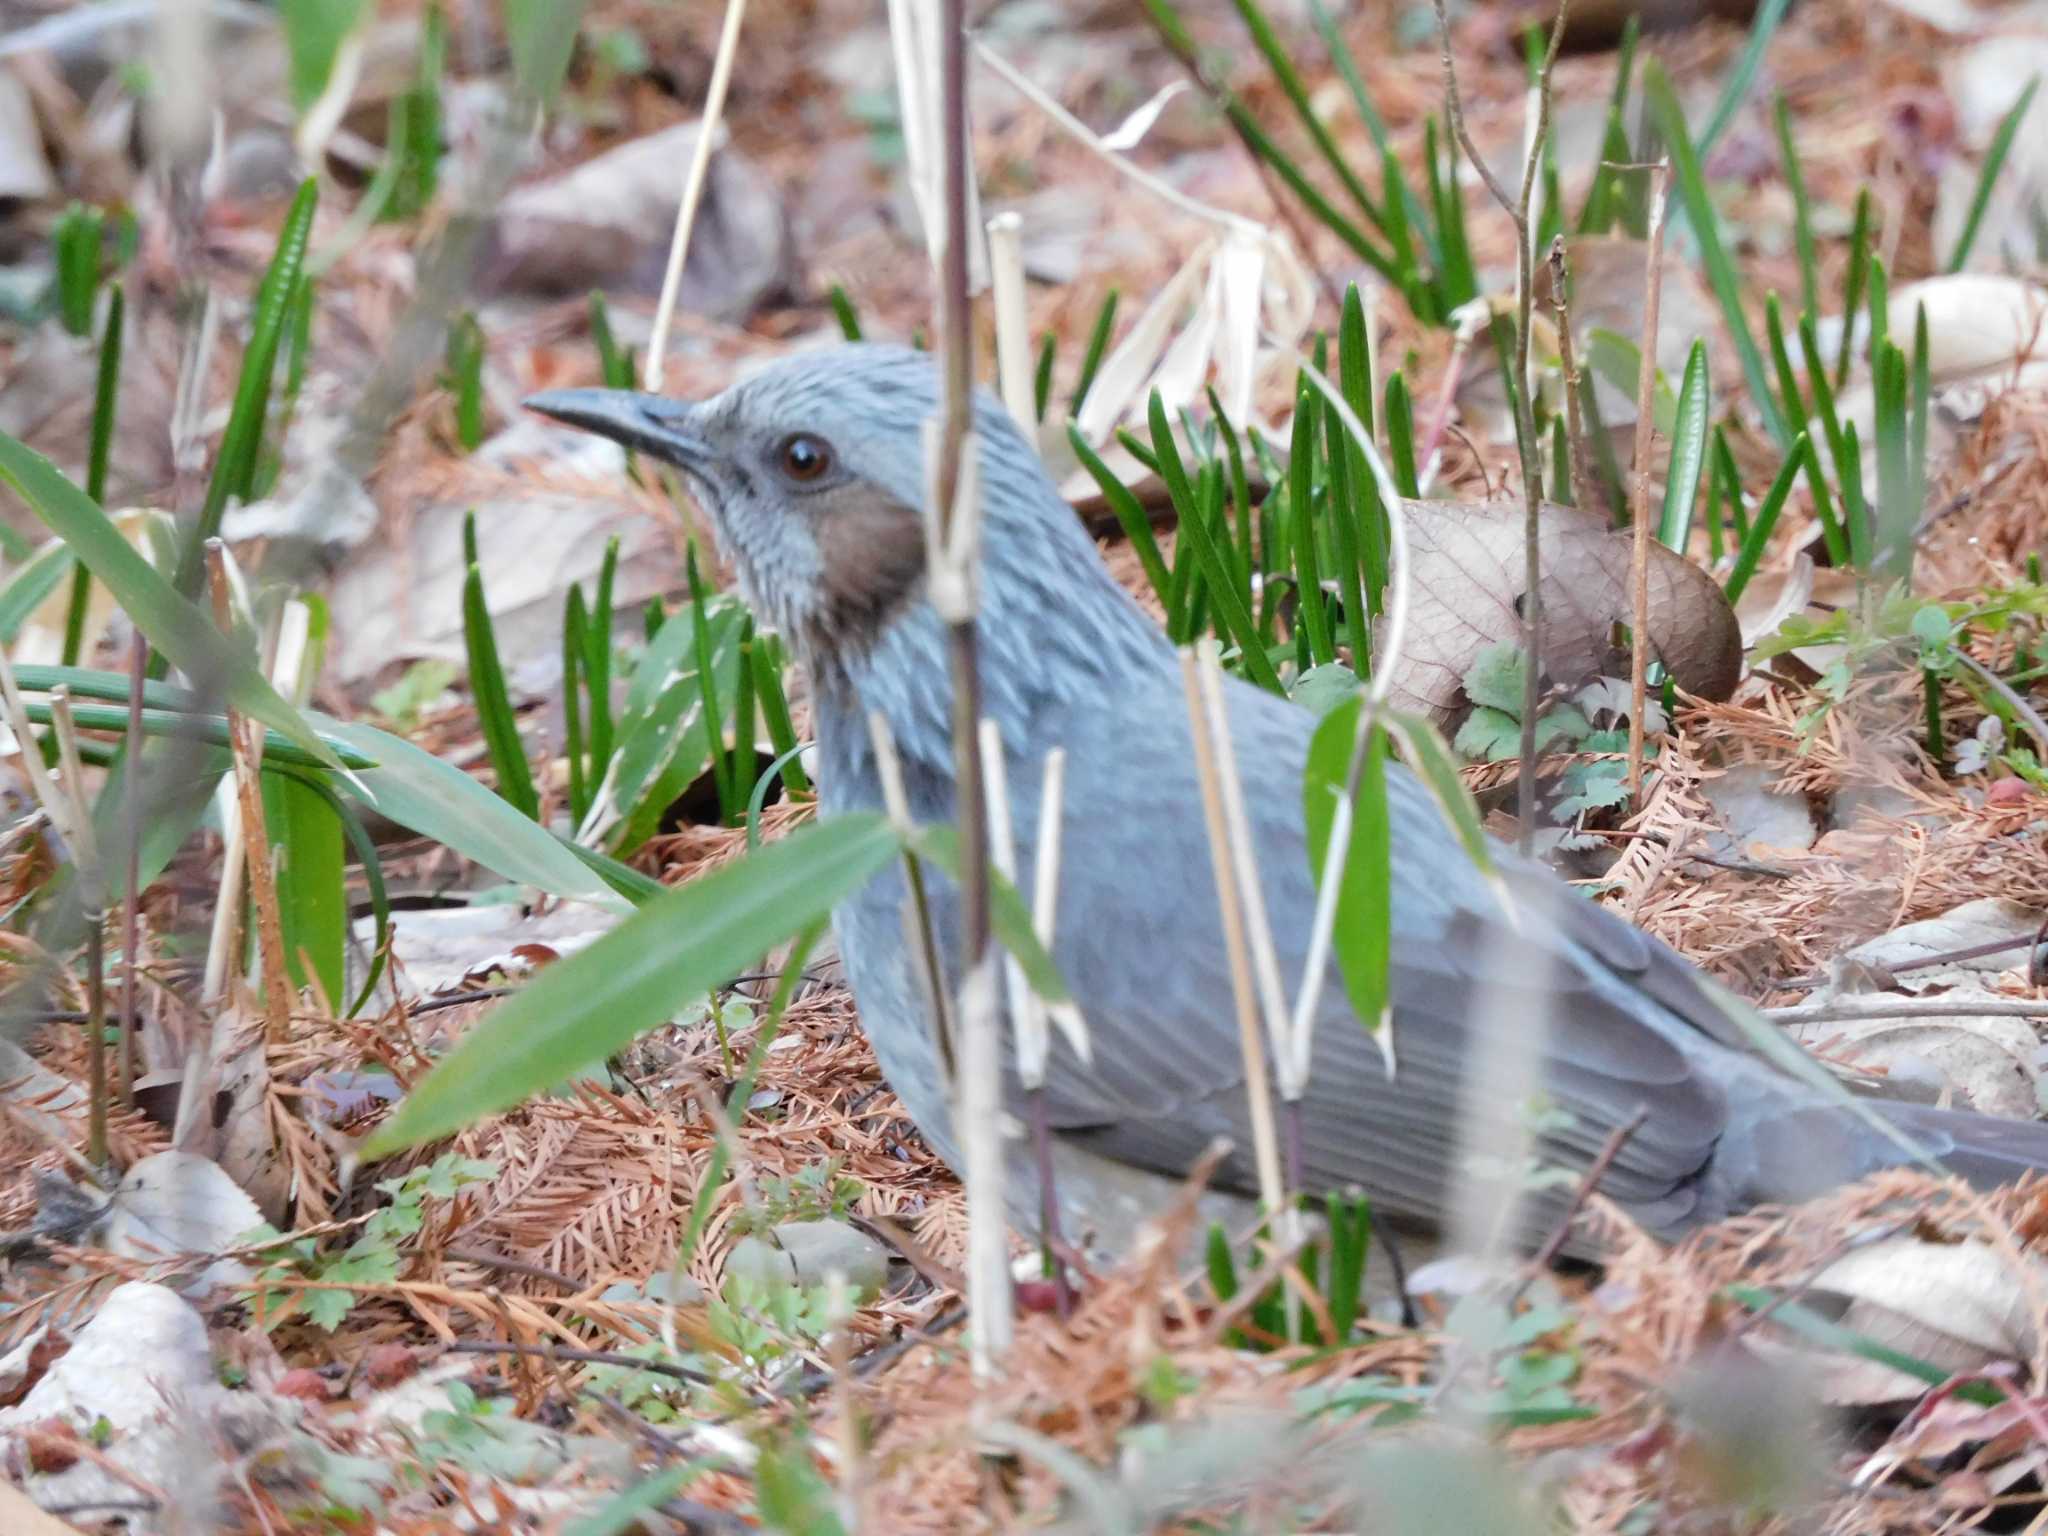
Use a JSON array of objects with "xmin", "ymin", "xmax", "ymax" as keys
[{"xmin": 1881, "ymin": 1099, "xmax": 2048, "ymax": 1191}]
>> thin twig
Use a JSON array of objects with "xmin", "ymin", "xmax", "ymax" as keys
[
  {"xmin": 1431, "ymin": 0, "xmax": 1570, "ymax": 854},
  {"xmin": 1765, "ymin": 997, "xmax": 2048, "ymax": 1027},
  {"xmin": 205, "ymin": 543, "xmax": 294, "ymax": 1038},
  {"xmin": 1953, "ymin": 650, "xmax": 2048, "ymax": 763},
  {"xmin": 643, "ymin": 0, "xmax": 748, "ymax": 391},
  {"xmin": 1626, "ymin": 163, "xmax": 1673, "ymax": 802},
  {"xmin": 1517, "ymin": 1107, "xmax": 1646, "ymax": 1296},
  {"xmin": 438, "ymin": 1337, "xmax": 716, "ymax": 1386},
  {"xmin": 1547, "ymin": 236, "xmax": 1596, "ymax": 514}
]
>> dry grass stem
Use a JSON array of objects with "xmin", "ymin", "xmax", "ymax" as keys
[
  {"xmin": 985, "ymin": 212, "xmax": 1034, "ymax": 432},
  {"xmin": 643, "ymin": 0, "xmax": 749, "ymax": 391},
  {"xmin": 1179, "ymin": 647, "xmax": 1285, "ymax": 1218},
  {"xmin": 204, "ymin": 542, "xmax": 293, "ymax": 1039}
]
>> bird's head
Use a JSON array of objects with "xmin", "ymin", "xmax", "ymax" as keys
[{"xmin": 528, "ymin": 344, "xmax": 1163, "ymax": 759}]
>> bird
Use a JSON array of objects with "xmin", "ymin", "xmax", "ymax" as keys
[{"xmin": 527, "ymin": 344, "xmax": 2048, "ymax": 1268}]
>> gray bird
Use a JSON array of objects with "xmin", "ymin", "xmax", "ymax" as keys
[{"xmin": 528, "ymin": 345, "xmax": 2048, "ymax": 1261}]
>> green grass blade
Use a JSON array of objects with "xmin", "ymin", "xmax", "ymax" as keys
[
  {"xmin": 1837, "ymin": 189, "xmax": 1871, "ymax": 387},
  {"xmin": 1709, "ymin": 427, "xmax": 1741, "ymax": 558},
  {"xmin": 1383, "ymin": 373, "xmax": 1418, "ymax": 497},
  {"xmin": 1287, "ymin": 381, "xmax": 1335, "ymax": 666},
  {"xmin": 1070, "ymin": 426, "xmax": 1173, "ymax": 616},
  {"xmin": 1137, "ymin": 0, "xmax": 1398, "ymax": 282},
  {"xmin": 1796, "ymin": 312, "xmax": 1850, "ymax": 493},
  {"xmin": 729, "ymin": 619, "xmax": 759, "ymax": 825},
  {"xmin": 463, "ymin": 558, "xmax": 540, "ymax": 821},
  {"xmin": 264, "ymin": 767, "xmax": 347, "ymax": 1009},
  {"xmin": 1772, "ymin": 97, "xmax": 1820, "ymax": 318},
  {"xmin": 1658, "ymin": 339, "xmax": 1711, "ymax": 551},
  {"xmin": 1305, "ymin": 698, "xmax": 1390, "ymax": 1038},
  {"xmin": 1872, "ymin": 342, "xmax": 1914, "ymax": 584},
  {"xmin": 685, "ymin": 547, "xmax": 734, "ymax": 814},
  {"xmin": 1321, "ymin": 384, "xmax": 1370, "ymax": 668},
  {"xmin": 587, "ymin": 536, "xmax": 617, "ymax": 771},
  {"xmin": 1033, "ymin": 331, "xmax": 1057, "ymax": 424},
  {"xmin": 1338, "ymin": 283, "xmax": 1385, "ymax": 609},
  {"xmin": 828, "ymin": 284, "xmax": 864, "ymax": 342},
  {"xmin": 1866, "ymin": 254, "xmax": 1890, "ymax": 362},
  {"xmin": 1764, "ymin": 291, "xmax": 1806, "ymax": 431},
  {"xmin": 11, "ymin": 696, "xmax": 370, "ymax": 769},
  {"xmin": 589, "ymin": 290, "xmax": 633, "ymax": 387},
  {"xmin": 1070, "ymin": 289, "xmax": 1119, "ymax": 415},
  {"xmin": 1948, "ymin": 76, "xmax": 2039, "ymax": 271},
  {"xmin": 1723, "ymin": 433, "xmax": 1806, "ymax": 603},
  {"xmin": 1206, "ymin": 387, "xmax": 1257, "ymax": 602},
  {"xmin": 564, "ymin": 585, "xmax": 589, "ymax": 824},
  {"xmin": 0, "ymin": 542, "xmax": 76, "ymax": 646},
  {"xmin": 173, "ymin": 178, "xmax": 319, "ymax": 601},
  {"xmin": 1642, "ymin": 63, "xmax": 1791, "ymax": 450},
  {"xmin": 269, "ymin": 763, "xmax": 392, "ymax": 1017},
  {"xmin": 753, "ymin": 634, "xmax": 809, "ymax": 796},
  {"xmin": 362, "ymin": 813, "xmax": 901, "ymax": 1153},
  {"xmin": 1148, "ymin": 395, "xmax": 1285, "ymax": 693},
  {"xmin": 1226, "ymin": 0, "xmax": 1386, "ymax": 231},
  {"xmin": 1799, "ymin": 432, "xmax": 1850, "ymax": 567},
  {"xmin": 1697, "ymin": 0, "xmax": 1791, "ymax": 155},
  {"xmin": 63, "ymin": 283, "xmax": 125, "ymax": 668},
  {"xmin": 1842, "ymin": 420, "xmax": 1869, "ymax": 569},
  {"xmin": 445, "ymin": 311, "xmax": 486, "ymax": 452},
  {"xmin": 1910, "ymin": 300, "xmax": 1931, "ymax": 514}
]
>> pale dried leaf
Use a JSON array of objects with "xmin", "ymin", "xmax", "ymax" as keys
[{"xmin": 1373, "ymin": 499, "xmax": 1743, "ymax": 724}]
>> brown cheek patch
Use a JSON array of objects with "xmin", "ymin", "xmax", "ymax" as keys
[{"xmin": 813, "ymin": 489, "xmax": 928, "ymax": 651}]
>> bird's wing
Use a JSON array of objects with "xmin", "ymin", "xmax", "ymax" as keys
[{"xmin": 1010, "ymin": 671, "xmax": 1744, "ymax": 1236}]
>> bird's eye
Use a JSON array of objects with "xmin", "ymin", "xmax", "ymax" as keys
[{"xmin": 777, "ymin": 433, "xmax": 833, "ymax": 483}]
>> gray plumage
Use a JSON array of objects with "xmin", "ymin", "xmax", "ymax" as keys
[{"xmin": 528, "ymin": 345, "xmax": 2048, "ymax": 1254}]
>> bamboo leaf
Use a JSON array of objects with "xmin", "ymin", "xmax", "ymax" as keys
[
  {"xmin": 315, "ymin": 715, "xmax": 627, "ymax": 910},
  {"xmin": 1305, "ymin": 696, "xmax": 1390, "ymax": 1036},
  {"xmin": 362, "ymin": 813, "xmax": 901, "ymax": 1153},
  {"xmin": 0, "ymin": 433, "xmax": 343, "ymax": 771},
  {"xmin": 1658, "ymin": 340, "xmax": 1711, "ymax": 552}
]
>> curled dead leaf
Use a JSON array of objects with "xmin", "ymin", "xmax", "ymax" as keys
[
  {"xmin": 1751, "ymin": 1237, "xmax": 2048, "ymax": 1405},
  {"xmin": 1376, "ymin": 498, "xmax": 1742, "ymax": 725}
]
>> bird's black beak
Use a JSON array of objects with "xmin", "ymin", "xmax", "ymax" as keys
[{"xmin": 523, "ymin": 388, "xmax": 711, "ymax": 470}]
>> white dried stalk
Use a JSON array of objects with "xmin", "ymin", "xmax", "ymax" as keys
[
  {"xmin": 44, "ymin": 689, "xmax": 101, "ymax": 907},
  {"xmin": 888, "ymin": 0, "xmax": 986, "ymax": 288},
  {"xmin": 644, "ymin": 0, "xmax": 749, "ymax": 391},
  {"xmin": 0, "ymin": 634, "xmax": 83, "ymax": 857},
  {"xmin": 986, "ymin": 212, "xmax": 1035, "ymax": 432},
  {"xmin": 293, "ymin": 21, "xmax": 369, "ymax": 170},
  {"xmin": 975, "ymin": 40, "xmax": 1316, "ymax": 440},
  {"xmin": 957, "ymin": 951, "xmax": 1011, "ymax": 1377},
  {"xmin": 1179, "ymin": 649, "xmax": 1285, "ymax": 1218},
  {"xmin": 1026, "ymin": 747, "xmax": 1086, "ymax": 1074},
  {"xmin": 865, "ymin": 710, "xmax": 915, "ymax": 832},
  {"xmin": 919, "ymin": 419, "xmax": 982, "ymax": 625},
  {"xmin": 977, "ymin": 715, "xmax": 1028, "ymax": 1037},
  {"xmin": 1194, "ymin": 642, "xmax": 1293, "ymax": 1096}
]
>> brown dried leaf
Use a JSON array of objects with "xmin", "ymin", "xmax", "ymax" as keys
[{"xmin": 1376, "ymin": 499, "xmax": 1743, "ymax": 724}]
